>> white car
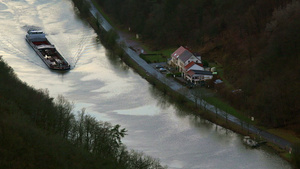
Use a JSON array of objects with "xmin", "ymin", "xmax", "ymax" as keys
[{"xmin": 159, "ymin": 68, "xmax": 167, "ymax": 72}]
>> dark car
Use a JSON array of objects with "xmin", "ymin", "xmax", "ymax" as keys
[{"xmin": 155, "ymin": 65, "xmax": 164, "ymax": 69}]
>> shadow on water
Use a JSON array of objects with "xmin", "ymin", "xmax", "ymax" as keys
[
  {"xmin": 148, "ymin": 84, "xmax": 197, "ymax": 117},
  {"xmin": 51, "ymin": 69, "xmax": 71, "ymax": 75},
  {"xmin": 149, "ymin": 86, "xmax": 221, "ymax": 129},
  {"xmin": 147, "ymin": 83, "xmax": 236, "ymax": 138},
  {"xmin": 105, "ymin": 49, "xmax": 130, "ymax": 72},
  {"xmin": 22, "ymin": 25, "xmax": 42, "ymax": 32},
  {"xmin": 92, "ymin": 36, "xmax": 131, "ymax": 73}
]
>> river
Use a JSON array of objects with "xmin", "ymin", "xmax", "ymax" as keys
[{"xmin": 0, "ymin": 0, "xmax": 292, "ymax": 168}]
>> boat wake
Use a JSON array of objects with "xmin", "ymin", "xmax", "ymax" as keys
[
  {"xmin": 71, "ymin": 33, "xmax": 89, "ymax": 69},
  {"xmin": 70, "ymin": 33, "xmax": 97, "ymax": 69},
  {"xmin": 0, "ymin": 29, "xmax": 47, "ymax": 69}
]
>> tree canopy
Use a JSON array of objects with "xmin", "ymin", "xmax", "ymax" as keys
[{"xmin": 0, "ymin": 58, "xmax": 165, "ymax": 169}]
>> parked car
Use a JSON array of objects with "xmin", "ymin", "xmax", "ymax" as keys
[
  {"xmin": 159, "ymin": 68, "xmax": 167, "ymax": 72},
  {"xmin": 155, "ymin": 64, "xmax": 164, "ymax": 69}
]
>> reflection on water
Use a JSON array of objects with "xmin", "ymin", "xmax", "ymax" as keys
[
  {"xmin": 105, "ymin": 48, "xmax": 131, "ymax": 73},
  {"xmin": 150, "ymin": 88, "xmax": 223, "ymax": 134},
  {"xmin": 0, "ymin": 0, "xmax": 292, "ymax": 168}
]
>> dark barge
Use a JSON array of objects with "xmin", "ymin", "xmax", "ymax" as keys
[{"xmin": 26, "ymin": 30, "xmax": 70, "ymax": 70}]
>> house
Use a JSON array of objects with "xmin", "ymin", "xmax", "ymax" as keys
[
  {"xmin": 170, "ymin": 46, "xmax": 202, "ymax": 72},
  {"xmin": 170, "ymin": 46, "xmax": 212, "ymax": 83},
  {"xmin": 177, "ymin": 51, "xmax": 201, "ymax": 72},
  {"xmin": 170, "ymin": 46, "xmax": 186, "ymax": 67},
  {"xmin": 185, "ymin": 70, "xmax": 213, "ymax": 84},
  {"xmin": 183, "ymin": 61, "xmax": 204, "ymax": 78}
]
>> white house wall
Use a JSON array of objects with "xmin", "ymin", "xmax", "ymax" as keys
[
  {"xmin": 187, "ymin": 65, "xmax": 204, "ymax": 71},
  {"xmin": 184, "ymin": 56, "xmax": 202, "ymax": 65},
  {"xmin": 204, "ymin": 75, "xmax": 213, "ymax": 80}
]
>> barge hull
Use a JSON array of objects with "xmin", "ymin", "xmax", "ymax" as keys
[{"xmin": 26, "ymin": 30, "xmax": 70, "ymax": 70}]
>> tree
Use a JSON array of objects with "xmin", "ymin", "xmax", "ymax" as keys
[{"xmin": 292, "ymin": 142, "xmax": 300, "ymax": 168}]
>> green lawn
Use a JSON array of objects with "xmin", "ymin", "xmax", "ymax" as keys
[
  {"xmin": 140, "ymin": 54, "xmax": 165, "ymax": 63},
  {"xmin": 155, "ymin": 48, "xmax": 177, "ymax": 57},
  {"xmin": 141, "ymin": 48, "xmax": 177, "ymax": 63},
  {"xmin": 140, "ymin": 48, "xmax": 177, "ymax": 63},
  {"xmin": 204, "ymin": 96, "xmax": 251, "ymax": 123},
  {"xmin": 209, "ymin": 62, "xmax": 233, "ymax": 89},
  {"xmin": 267, "ymin": 129, "xmax": 300, "ymax": 144}
]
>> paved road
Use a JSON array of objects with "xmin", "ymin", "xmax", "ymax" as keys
[
  {"xmin": 87, "ymin": 0, "xmax": 112, "ymax": 31},
  {"xmin": 87, "ymin": 0, "xmax": 292, "ymax": 150}
]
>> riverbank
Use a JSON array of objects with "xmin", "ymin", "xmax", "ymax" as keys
[{"xmin": 84, "ymin": 0, "xmax": 296, "ymax": 165}]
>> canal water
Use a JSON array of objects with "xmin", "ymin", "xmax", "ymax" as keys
[{"xmin": 0, "ymin": 0, "xmax": 292, "ymax": 168}]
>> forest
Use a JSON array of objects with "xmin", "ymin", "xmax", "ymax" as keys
[
  {"xmin": 94, "ymin": 0, "xmax": 300, "ymax": 132},
  {"xmin": 0, "ymin": 57, "xmax": 165, "ymax": 169}
]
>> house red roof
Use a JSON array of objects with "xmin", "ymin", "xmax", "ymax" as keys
[
  {"xmin": 187, "ymin": 70, "xmax": 195, "ymax": 76},
  {"xmin": 171, "ymin": 46, "xmax": 187, "ymax": 59},
  {"xmin": 184, "ymin": 62, "xmax": 203, "ymax": 70},
  {"xmin": 185, "ymin": 62, "xmax": 196, "ymax": 70},
  {"xmin": 196, "ymin": 63, "xmax": 203, "ymax": 67}
]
